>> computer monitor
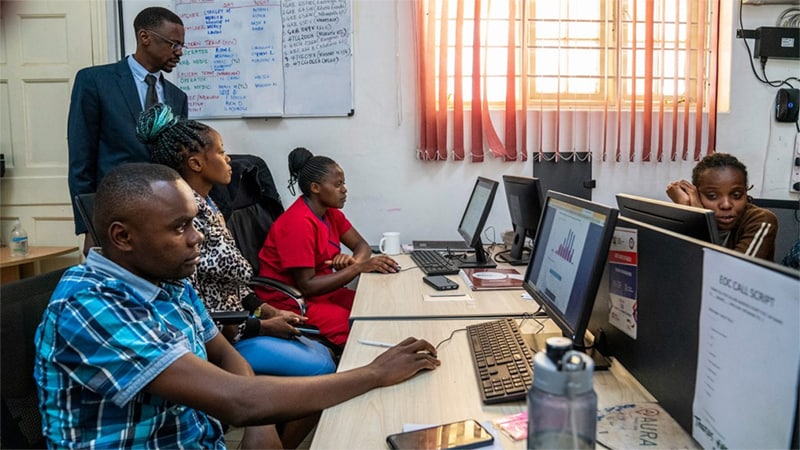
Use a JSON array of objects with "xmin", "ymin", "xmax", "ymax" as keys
[
  {"xmin": 523, "ymin": 191, "xmax": 618, "ymax": 365},
  {"xmin": 456, "ymin": 177, "xmax": 499, "ymax": 269},
  {"xmin": 616, "ymin": 193, "xmax": 720, "ymax": 244},
  {"xmin": 588, "ymin": 216, "xmax": 800, "ymax": 438},
  {"xmin": 499, "ymin": 175, "xmax": 544, "ymax": 266}
]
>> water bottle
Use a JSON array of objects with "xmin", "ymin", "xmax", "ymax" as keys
[
  {"xmin": 527, "ymin": 337, "xmax": 597, "ymax": 449},
  {"xmin": 10, "ymin": 220, "xmax": 29, "ymax": 257}
]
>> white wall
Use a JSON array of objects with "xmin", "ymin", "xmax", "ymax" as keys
[{"xmin": 140, "ymin": 0, "xmax": 799, "ymax": 246}]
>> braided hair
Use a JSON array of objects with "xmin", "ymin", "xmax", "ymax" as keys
[
  {"xmin": 691, "ymin": 152, "xmax": 753, "ymax": 200},
  {"xmin": 136, "ymin": 103, "xmax": 210, "ymax": 171},
  {"xmin": 691, "ymin": 153, "xmax": 749, "ymax": 187},
  {"xmin": 287, "ymin": 147, "xmax": 338, "ymax": 196}
]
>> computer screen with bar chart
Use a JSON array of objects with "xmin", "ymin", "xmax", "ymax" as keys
[{"xmin": 523, "ymin": 191, "xmax": 618, "ymax": 354}]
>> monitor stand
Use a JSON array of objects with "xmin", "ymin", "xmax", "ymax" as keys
[
  {"xmin": 496, "ymin": 250, "xmax": 530, "ymax": 266},
  {"xmin": 457, "ymin": 238, "xmax": 497, "ymax": 269},
  {"xmin": 457, "ymin": 252, "xmax": 497, "ymax": 269},
  {"xmin": 529, "ymin": 332, "xmax": 610, "ymax": 371}
]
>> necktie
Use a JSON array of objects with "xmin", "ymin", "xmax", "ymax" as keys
[{"xmin": 144, "ymin": 74, "xmax": 158, "ymax": 110}]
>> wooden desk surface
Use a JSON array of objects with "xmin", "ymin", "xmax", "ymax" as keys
[
  {"xmin": 310, "ymin": 319, "xmax": 659, "ymax": 450},
  {"xmin": 0, "ymin": 246, "xmax": 78, "ymax": 268},
  {"xmin": 351, "ymin": 254, "xmax": 538, "ymax": 320}
]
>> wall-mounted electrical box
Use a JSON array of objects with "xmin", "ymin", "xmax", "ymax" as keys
[
  {"xmin": 790, "ymin": 134, "xmax": 800, "ymax": 193},
  {"xmin": 754, "ymin": 27, "xmax": 800, "ymax": 60}
]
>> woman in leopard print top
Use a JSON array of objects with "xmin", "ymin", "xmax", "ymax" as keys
[{"xmin": 137, "ymin": 104, "xmax": 335, "ymax": 377}]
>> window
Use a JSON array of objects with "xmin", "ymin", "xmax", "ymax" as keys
[{"xmin": 415, "ymin": 0, "xmax": 720, "ymax": 163}]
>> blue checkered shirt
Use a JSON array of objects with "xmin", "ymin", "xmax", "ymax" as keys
[{"xmin": 34, "ymin": 250, "xmax": 226, "ymax": 449}]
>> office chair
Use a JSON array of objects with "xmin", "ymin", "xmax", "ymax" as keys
[
  {"xmin": 1, "ymin": 267, "xmax": 68, "ymax": 449},
  {"xmin": 210, "ymin": 157, "xmax": 344, "ymax": 354},
  {"xmin": 209, "ymin": 154, "xmax": 284, "ymax": 272},
  {"xmin": 208, "ymin": 155, "xmax": 309, "ymax": 315},
  {"xmin": 73, "ymin": 193, "xmax": 101, "ymax": 245}
]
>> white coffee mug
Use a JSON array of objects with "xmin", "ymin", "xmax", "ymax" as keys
[{"xmin": 379, "ymin": 232, "xmax": 401, "ymax": 255}]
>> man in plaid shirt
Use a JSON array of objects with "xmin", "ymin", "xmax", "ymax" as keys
[{"xmin": 35, "ymin": 163, "xmax": 440, "ymax": 449}]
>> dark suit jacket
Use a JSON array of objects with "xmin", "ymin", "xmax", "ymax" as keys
[{"xmin": 67, "ymin": 57, "xmax": 188, "ymax": 234}]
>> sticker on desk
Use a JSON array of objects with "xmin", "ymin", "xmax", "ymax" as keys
[
  {"xmin": 494, "ymin": 411, "xmax": 528, "ymax": 441},
  {"xmin": 422, "ymin": 292, "xmax": 473, "ymax": 302},
  {"xmin": 596, "ymin": 403, "xmax": 698, "ymax": 449}
]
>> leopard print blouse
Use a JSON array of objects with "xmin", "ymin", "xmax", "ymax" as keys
[{"xmin": 190, "ymin": 192, "xmax": 253, "ymax": 313}]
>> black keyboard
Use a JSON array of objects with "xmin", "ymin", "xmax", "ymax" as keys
[
  {"xmin": 409, "ymin": 250, "xmax": 460, "ymax": 275},
  {"xmin": 466, "ymin": 318, "xmax": 534, "ymax": 404}
]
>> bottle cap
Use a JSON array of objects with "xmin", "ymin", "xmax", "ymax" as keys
[
  {"xmin": 533, "ymin": 347, "xmax": 595, "ymax": 395},
  {"xmin": 544, "ymin": 336, "xmax": 573, "ymax": 367}
]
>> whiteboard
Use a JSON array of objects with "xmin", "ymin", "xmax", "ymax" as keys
[{"xmin": 173, "ymin": 0, "xmax": 353, "ymax": 118}]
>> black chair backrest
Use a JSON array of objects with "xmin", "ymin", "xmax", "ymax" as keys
[
  {"xmin": 1, "ymin": 267, "xmax": 68, "ymax": 449},
  {"xmin": 209, "ymin": 155, "xmax": 284, "ymax": 271},
  {"xmin": 74, "ymin": 193, "xmax": 100, "ymax": 245}
]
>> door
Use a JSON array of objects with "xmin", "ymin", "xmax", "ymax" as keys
[{"xmin": 0, "ymin": 0, "xmax": 105, "ymax": 268}]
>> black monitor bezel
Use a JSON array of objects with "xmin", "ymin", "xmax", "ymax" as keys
[
  {"xmin": 457, "ymin": 177, "xmax": 499, "ymax": 262},
  {"xmin": 502, "ymin": 175, "xmax": 545, "ymax": 262},
  {"xmin": 616, "ymin": 193, "xmax": 720, "ymax": 244},
  {"xmin": 523, "ymin": 190, "xmax": 619, "ymax": 347}
]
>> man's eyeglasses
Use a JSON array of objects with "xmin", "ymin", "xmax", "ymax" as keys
[{"xmin": 145, "ymin": 29, "xmax": 184, "ymax": 52}]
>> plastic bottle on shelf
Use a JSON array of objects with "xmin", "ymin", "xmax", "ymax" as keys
[{"xmin": 10, "ymin": 220, "xmax": 29, "ymax": 257}]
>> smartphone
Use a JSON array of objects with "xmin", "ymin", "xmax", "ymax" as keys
[
  {"xmin": 295, "ymin": 323, "xmax": 321, "ymax": 336},
  {"xmin": 386, "ymin": 419, "xmax": 494, "ymax": 450},
  {"xmin": 423, "ymin": 275, "xmax": 459, "ymax": 291}
]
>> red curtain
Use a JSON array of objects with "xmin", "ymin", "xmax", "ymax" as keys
[{"xmin": 414, "ymin": 0, "xmax": 719, "ymax": 163}]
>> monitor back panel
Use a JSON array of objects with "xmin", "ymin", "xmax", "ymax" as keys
[
  {"xmin": 589, "ymin": 217, "xmax": 702, "ymax": 432},
  {"xmin": 589, "ymin": 217, "xmax": 800, "ymax": 442}
]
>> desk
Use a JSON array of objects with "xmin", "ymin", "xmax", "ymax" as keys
[
  {"xmin": 0, "ymin": 246, "xmax": 78, "ymax": 284},
  {"xmin": 351, "ymin": 254, "xmax": 536, "ymax": 320},
  {"xmin": 310, "ymin": 319, "xmax": 663, "ymax": 449}
]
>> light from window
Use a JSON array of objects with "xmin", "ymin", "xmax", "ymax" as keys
[{"xmin": 434, "ymin": 0, "xmax": 715, "ymax": 109}]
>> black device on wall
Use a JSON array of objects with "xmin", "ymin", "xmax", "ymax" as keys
[
  {"xmin": 776, "ymin": 88, "xmax": 799, "ymax": 122},
  {"xmin": 753, "ymin": 26, "xmax": 800, "ymax": 60}
]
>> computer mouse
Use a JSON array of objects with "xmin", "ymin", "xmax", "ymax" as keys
[{"xmin": 371, "ymin": 265, "xmax": 401, "ymax": 274}]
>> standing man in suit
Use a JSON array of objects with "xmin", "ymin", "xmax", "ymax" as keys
[{"xmin": 68, "ymin": 6, "xmax": 189, "ymax": 254}]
